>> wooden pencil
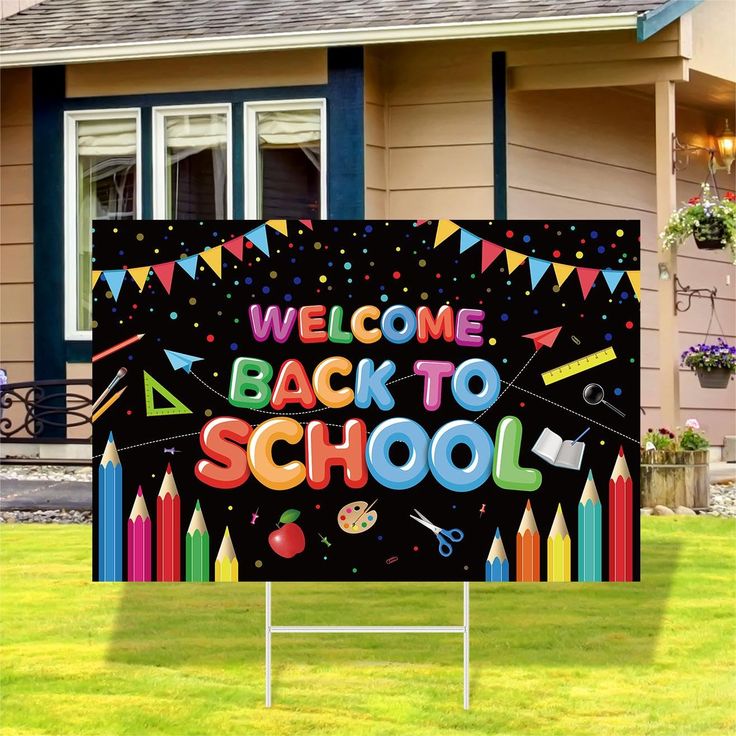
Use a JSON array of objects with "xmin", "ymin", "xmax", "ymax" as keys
[
  {"xmin": 127, "ymin": 486, "xmax": 151, "ymax": 582},
  {"xmin": 215, "ymin": 527, "xmax": 238, "ymax": 582},
  {"xmin": 156, "ymin": 463, "xmax": 180, "ymax": 581},
  {"xmin": 93, "ymin": 333, "xmax": 144, "ymax": 362},
  {"xmin": 186, "ymin": 500, "xmax": 210, "ymax": 582},
  {"xmin": 547, "ymin": 503, "xmax": 571, "ymax": 582},
  {"xmin": 485, "ymin": 527, "xmax": 509, "ymax": 582},
  {"xmin": 91, "ymin": 386, "xmax": 127, "ymax": 422},
  {"xmin": 516, "ymin": 500, "xmax": 540, "ymax": 582},
  {"xmin": 97, "ymin": 432, "xmax": 122, "ymax": 581},
  {"xmin": 609, "ymin": 446, "xmax": 633, "ymax": 581},
  {"xmin": 578, "ymin": 470, "xmax": 602, "ymax": 582}
]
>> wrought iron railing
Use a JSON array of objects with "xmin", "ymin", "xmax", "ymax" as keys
[{"xmin": 0, "ymin": 379, "xmax": 92, "ymax": 444}]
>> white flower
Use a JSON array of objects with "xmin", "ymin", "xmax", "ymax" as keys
[{"xmin": 685, "ymin": 418, "xmax": 700, "ymax": 429}]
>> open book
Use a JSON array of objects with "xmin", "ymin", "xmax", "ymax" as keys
[{"xmin": 531, "ymin": 428, "xmax": 585, "ymax": 471}]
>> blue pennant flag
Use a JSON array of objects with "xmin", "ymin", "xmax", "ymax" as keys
[
  {"xmin": 602, "ymin": 270, "xmax": 625, "ymax": 293},
  {"xmin": 459, "ymin": 229, "xmax": 481, "ymax": 253},
  {"xmin": 528, "ymin": 258, "xmax": 551, "ymax": 290},
  {"xmin": 177, "ymin": 255, "xmax": 198, "ymax": 279},
  {"xmin": 104, "ymin": 270, "xmax": 126, "ymax": 301},
  {"xmin": 246, "ymin": 224, "xmax": 269, "ymax": 256}
]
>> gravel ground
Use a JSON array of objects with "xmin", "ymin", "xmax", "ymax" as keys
[
  {"xmin": 0, "ymin": 464, "xmax": 92, "ymax": 482},
  {"xmin": 699, "ymin": 480, "xmax": 736, "ymax": 517}
]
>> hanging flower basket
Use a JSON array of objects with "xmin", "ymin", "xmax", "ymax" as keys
[
  {"xmin": 693, "ymin": 222, "xmax": 727, "ymax": 250},
  {"xmin": 681, "ymin": 339, "xmax": 736, "ymax": 389}
]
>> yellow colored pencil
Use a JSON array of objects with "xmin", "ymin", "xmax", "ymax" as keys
[
  {"xmin": 215, "ymin": 527, "xmax": 238, "ymax": 582},
  {"xmin": 547, "ymin": 503, "xmax": 571, "ymax": 582},
  {"xmin": 92, "ymin": 386, "xmax": 127, "ymax": 422}
]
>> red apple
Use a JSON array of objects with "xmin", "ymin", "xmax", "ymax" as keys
[{"xmin": 268, "ymin": 522, "xmax": 305, "ymax": 558}]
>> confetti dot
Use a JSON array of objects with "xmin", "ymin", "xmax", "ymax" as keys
[
  {"xmin": 418, "ymin": 259, "xmax": 426, "ymax": 267},
  {"xmin": 319, "ymin": 275, "xmax": 327, "ymax": 283},
  {"xmin": 170, "ymin": 311, "xmax": 178, "ymax": 320},
  {"xmin": 519, "ymin": 402, "xmax": 525, "ymax": 408},
  {"xmin": 352, "ymin": 568, "xmax": 358, "ymax": 574},
  {"xmin": 206, "ymin": 334, "xmax": 215, "ymax": 343},
  {"xmin": 506, "ymin": 230, "xmax": 514, "ymax": 238},
  {"xmin": 489, "ymin": 337, "xmax": 497, "ymax": 345},
  {"xmin": 269, "ymin": 271, "xmax": 278, "ymax": 279},
  {"xmin": 136, "ymin": 233, "xmax": 144, "ymax": 241},
  {"xmin": 604, "ymin": 333, "xmax": 613, "ymax": 341},
  {"xmin": 344, "ymin": 262, "xmax": 352, "ymax": 270},
  {"xmin": 204, "ymin": 409, "xmax": 212, "ymax": 417},
  {"xmin": 393, "ymin": 271, "xmax": 401, "ymax": 279},
  {"xmin": 227, "ymin": 505, "xmax": 233, "ymax": 511},
  {"xmin": 500, "ymin": 313, "xmax": 509, "ymax": 322},
  {"xmin": 575, "ymin": 251, "xmax": 584, "ymax": 259},
  {"xmin": 553, "ymin": 250, "xmax": 561, "ymax": 258},
  {"xmin": 614, "ymin": 387, "xmax": 622, "ymax": 396},
  {"xmin": 616, "ymin": 229, "xmax": 624, "ymax": 237},
  {"xmin": 314, "ymin": 242, "xmax": 322, "ymax": 250},
  {"xmin": 420, "ymin": 291, "xmax": 429, "ymax": 300},
  {"xmin": 255, "ymin": 560, "xmax": 263, "ymax": 568},
  {"xmin": 189, "ymin": 297, "xmax": 197, "ymax": 305},
  {"xmin": 625, "ymin": 321, "xmax": 634, "ymax": 329},
  {"xmin": 315, "ymin": 504, "xmax": 321, "ymax": 510},
  {"xmin": 230, "ymin": 342, "xmax": 238, "ymax": 351},
  {"xmin": 600, "ymin": 440, "xmax": 606, "ymax": 446},
  {"xmin": 413, "ymin": 546, "xmax": 419, "ymax": 552}
]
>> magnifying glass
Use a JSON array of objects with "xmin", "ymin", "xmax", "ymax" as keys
[{"xmin": 582, "ymin": 383, "xmax": 625, "ymax": 417}]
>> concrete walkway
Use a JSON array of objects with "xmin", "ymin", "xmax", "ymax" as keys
[{"xmin": 0, "ymin": 478, "xmax": 92, "ymax": 511}]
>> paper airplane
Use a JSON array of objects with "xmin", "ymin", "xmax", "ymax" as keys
[
  {"xmin": 522, "ymin": 326, "xmax": 562, "ymax": 351},
  {"xmin": 164, "ymin": 349, "xmax": 204, "ymax": 373}
]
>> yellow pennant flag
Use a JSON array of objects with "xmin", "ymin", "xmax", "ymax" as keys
[
  {"xmin": 128, "ymin": 266, "xmax": 150, "ymax": 292},
  {"xmin": 506, "ymin": 249, "xmax": 527, "ymax": 274},
  {"xmin": 627, "ymin": 270, "xmax": 641, "ymax": 300},
  {"xmin": 434, "ymin": 220, "xmax": 460, "ymax": 247},
  {"xmin": 92, "ymin": 270, "xmax": 102, "ymax": 289},
  {"xmin": 200, "ymin": 246, "xmax": 223, "ymax": 278},
  {"xmin": 266, "ymin": 219, "xmax": 288, "ymax": 236},
  {"xmin": 553, "ymin": 263, "xmax": 575, "ymax": 287}
]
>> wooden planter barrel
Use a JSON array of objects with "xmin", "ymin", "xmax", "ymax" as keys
[{"xmin": 640, "ymin": 449, "xmax": 710, "ymax": 509}]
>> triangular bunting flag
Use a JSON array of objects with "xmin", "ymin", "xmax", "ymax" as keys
[
  {"xmin": 434, "ymin": 220, "xmax": 460, "ymax": 248},
  {"xmin": 576, "ymin": 267, "xmax": 600, "ymax": 300},
  {"xmin": 152, "ymin": 261, "xmax": 176, "ymax": 294},
  {"xmin": 143, "ymin": 371, "xmax": 192, "ymax": 417},
  {"xmin": 528, "ymin": 258, "xmax": 551, "ymax": 289},
  {"xmin": 245, "ymin": 224, "xmax": 269, "ymax": 256},
  {"xmin": 104, "ymin": 270, "xmax": 126, "ymax": 301},
  {"xmin": 128, "ymin": 266, "xmax": 150, "ymax": 292},
  {"xmin": 506, "ymin": 249, "xmax": 527, "ymax": 274},
  {"xmin": 627, "ymin": 270, "xmax": 641, "ymax": 300},
  {"xmin": 602, "ymin": 270, "xmax": 625, "ymax": 293},
  {"xmin": 481, "ymin": 241, "xmax": 504, "ymax": 272},
  {"xmin": 459, "ymin": 229, "xmax": 481, "ymax": 253},
  {"xmin": 200, "ymin": 246, "xmax": 223, "ymax": 278},
  {"xmin": 416, "ymin": 220, "xmax": 428, "ymax": 226},
  {"xmin": 553, "ymin": 262, "xmax": 575, "ymax": 287},
  {"xmin": 177, "ymin": 254, "xmax": 198, "ymax": 279},
  {"xmin": 299, "ymin": 220, "xmax": 313, "ymax": 230},
  {"xmin": 266, "ymin": 219, "xmax": 288, "ymax": 236},
  {"xmin": 222, "ymin": 236, "xmax": 243, "ymax": 261},
  {"xmin": 92, "ymin": 270, "xmax": 102, "ymax": 289}
]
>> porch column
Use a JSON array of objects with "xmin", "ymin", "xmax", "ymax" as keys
[{"xmin": 655, "ymin": 80, "xmax": 680, "ymax": 427}]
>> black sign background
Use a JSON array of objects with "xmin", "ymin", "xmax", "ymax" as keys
[{"xmin": 93, "ymin": 220, "xmax": 640, "ymax": 581}]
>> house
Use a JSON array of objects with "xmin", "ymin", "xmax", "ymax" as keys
[{"xmin": 0, "ymin": 0, "xmax": 734, "ymax": 459}]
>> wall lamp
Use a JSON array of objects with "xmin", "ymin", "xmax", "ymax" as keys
[{"xmin": 672, "ymin": 118, "xmax": 735, "ymax": 175}]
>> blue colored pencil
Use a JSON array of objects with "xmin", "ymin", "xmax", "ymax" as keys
[
  {"xmin": 578, "ymin": 470, "xmax": 602, "ymax": 582},
  {"xmin": 485, "ymin": 527, "xmax": 509, "ymax": 582},
  {"xmin": 98, "ymin": 432, "xmax": 122, "ymax": 581}
]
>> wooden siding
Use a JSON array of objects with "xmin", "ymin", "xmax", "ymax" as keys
[{"xmin": 0, "ymin": 67, "xmax": 33, "ymax": 388}]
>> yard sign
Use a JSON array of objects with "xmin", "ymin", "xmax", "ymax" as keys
[{"xmin": 92, "ymin": 220, "xmax": 640, "ymax": 582}]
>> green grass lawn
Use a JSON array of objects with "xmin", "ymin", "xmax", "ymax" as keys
[{"xmin": 1, "ymin": 518, "xmax": 735, "ymax": 736}]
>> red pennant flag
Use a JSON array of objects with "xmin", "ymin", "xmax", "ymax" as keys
[
  {"xmin": 152, "ymin": 261, "xmax": 176, "ymax": 294},
  {"xmin": 576, "ymin": 267, "xmax": 600, "ymax": 300},
  {"xmin": 299, "ymin": 220, "xmax": 313, "ymax": 230},
  {"xmin": 481, "ymin": 240, "xmax": 504, "ymax": 272},
  {"xmin": 416, "ymin": 219, "xmax": 428, "ymax": 225},
  {"xmin": 223, "ymin": 236, "xmax": 243, "ymax": 261}
]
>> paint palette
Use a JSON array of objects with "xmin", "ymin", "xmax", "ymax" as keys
[{"xmin": 338, "ymin": 500, "xmax": 378, "ymax": 534}]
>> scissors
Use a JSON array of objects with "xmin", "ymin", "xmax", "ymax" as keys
[{"xmin": 409, "ymin": 509, "xmax": 464, "ymax": 558}]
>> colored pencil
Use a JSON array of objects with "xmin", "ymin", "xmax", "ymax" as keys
[
  {"xmin": 485, "ymin": 527, "xmax": 509, "ymax": 582},
  {"xmin": 215, "ymin": 527, "xmax": 238, "ymax": 582},
  {"xmin": 127, "ymin": 486, "xmax": 151, "ymax": 581},
  {"xmin": 547, "ymin": 503, "xmax": 571, "ymax": 582},
  {"xmin": 516, "ymin": 500, "xmax": 540, "ymax": 582},
  {"xmin": 156, "ymin": 463, "xmax": 181, "ymax": 581},
  {"xmin": 97, "ymin": 432, "xmax": 122, "ymax": 581},
  {"xmin": 186, "ymin": 500, "xmax": 210, "ymax": 582},
  {"xmin": 92, "ymin": 367, "xmax": 127, "ymax": 413},
  {"xmin": 578, "ymin": 470, "xmax": 602, "ymax": 582},
  {"xmin": 609, "ymin": 446, "xmax": 633, "ymax": 581},
  {"xmin": 93, "ymin": 333, "xmax": 145, "ymax": 362},
  {"xmin": 91, "ymin": 386, "xmax": 127, "ymax": 422}
]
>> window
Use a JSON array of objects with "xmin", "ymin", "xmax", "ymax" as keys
[
  {"xmin": 64, "ymin": 110, "xmax": 140, "ymax": 339},
  {"xmin": 245, "ymin": 100, "xmax": 326, "ymax": 219},
  {"xmin": 153, "ymin": 104, "xmax": 232, "ymax": 219}
]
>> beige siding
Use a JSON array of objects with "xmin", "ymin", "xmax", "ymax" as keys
[
  {"xmin": 66, "ymin": 49, "xmax": 328, "ymax": 97},
  {"xmin": 0, "ymin": 67, "xmax": 33, "ymax": 387},
  {"xmin": 364, "ymin": 49, "xmax": 387, "ymax": 218},
  {"xmin": 689, "ymin": 0, "xmax": 736, "ymax": 82}
]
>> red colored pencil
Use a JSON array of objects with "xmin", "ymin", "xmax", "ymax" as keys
[
  {"xmin": 156, "ymin": 463, "xmax": 181, "ymax": 581},
  {"xmin": 516, "ymin": 500, "xmax": 540, "ymax": 582},
  {"xmin": 609, "ymin": 446, "xmax": 633, "ymax": 581},
  {"xmin": 127, "ymin": 486, "xmax": 151, "ymax": 581},
  {"xmin": 93, "ymin": 333, "xmax": 145, "ymax": 363}
]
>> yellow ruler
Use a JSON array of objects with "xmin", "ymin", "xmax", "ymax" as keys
[{"xmin": 541, "ymin": 347, "xmax": 617, "ymax": 385}]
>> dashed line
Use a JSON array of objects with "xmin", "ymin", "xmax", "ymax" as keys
[{"xmin": 473, "ymin": 351, "xmax": 537, "ymax": 425}]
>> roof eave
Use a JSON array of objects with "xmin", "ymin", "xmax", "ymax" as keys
[{"xmin": 0, "ymin": 12, "xmax": 639, "ymax": 68}]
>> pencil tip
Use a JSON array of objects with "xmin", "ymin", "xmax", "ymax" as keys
[
  {"xmin": 495, "ymin": 527, "xmax": 501, "ymax": 538},
  {"xmin": 195, "ymin": 499, "xmax": 201, "ymax": 510},
  {"xmin": 136, "ymin": 485, "xmax": 143, "ymax": 496},
  {"xmin": 587, "ymin": 469, "xmax": 593, "ymax": 480},
  {"xmin": 525, "ymin": 499, "xmax": 531, "ymax": 510},
  {"xmin": 166, "ymin": 462, "xmax": 172, "ymax": 473},
  {"xmin": 619, "ymin": 445, "xmax": 624, "ymax": 456},
  {"xmin": 107, "ymin": 431, "xmax": 114, "ymax": 442}
]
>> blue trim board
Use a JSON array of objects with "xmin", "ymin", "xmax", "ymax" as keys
[
  {"xmin": 491, "ymin": 51, "xmax": 508, "ymax": 220},
  {"xmin": 140, "ymin": 107, "xmax": 153, "ymax": 219},
  {"xmin": 231, "ymin": 102, "xmax": 245, "ymax": 219},
  {"xmin": 637, "ymin": 0, "xmax": 702, "ymax": 42}
]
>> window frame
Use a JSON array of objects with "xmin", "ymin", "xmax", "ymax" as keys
[
  {"xmin": 63, "ymin": 107, "xmax": 142, "ymax": 341},
  {"xmin": 152, "ymin": 102, "xmax": 234, "ymax": 220},
  {"xmin": 244, "ymin": 98, "xmax": 327, "ymax": 219}
]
